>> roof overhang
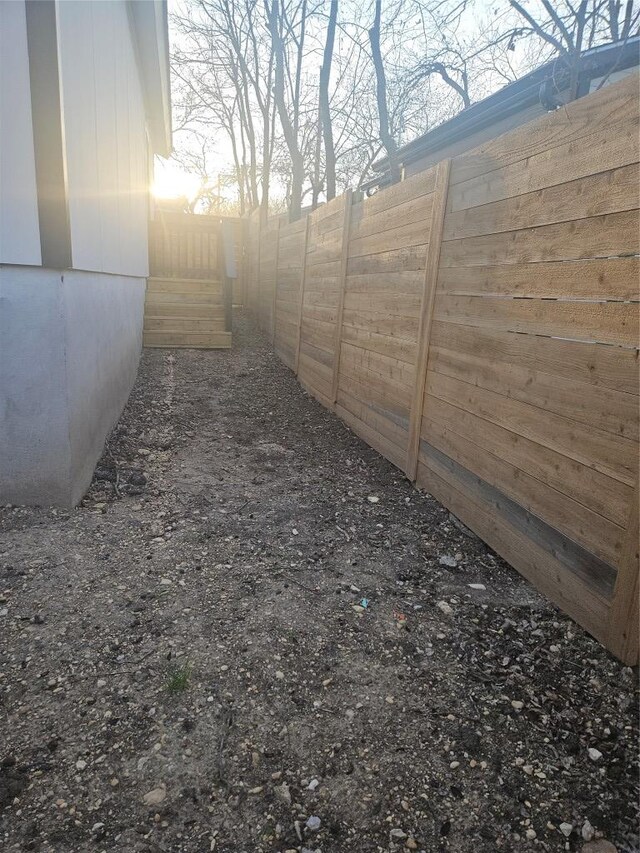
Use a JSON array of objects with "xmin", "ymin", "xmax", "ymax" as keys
[
  {"xmin": 128, "ymin": 0, "xmax": 172, "ymax": 157},
  {"xmin": 373, "ymin": 36, "xmax": 640, "ymax": 176}
]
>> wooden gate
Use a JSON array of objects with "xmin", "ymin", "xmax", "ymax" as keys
[{"xmin": 144, "ymin": 212, "xmax": 239, "ymax": 348}]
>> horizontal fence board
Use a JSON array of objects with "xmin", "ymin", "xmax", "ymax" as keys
[
  {"xmin": 440, "ymin": 209, "xmax": 639, "ymax": 267},
  {"xmin": 450, "ymin": 71, "xmax": 639, "ymax": 187},
  {"xmin": 434, "ymin": 293, "xmax": 639, "ymax": 347},
  {"xmin": 420, "ymin": 417, "xmax": 623, "ymax": 569},
  {"xmin": 423, "ymin": 394, "xmax": 631, "ymax": 527},
  {"xmin": 361, "ymin": 166, "xmax": 438, "ymax": 219},
  {"xmin": 425, "ymin": 370, "xmax": 636, "ymax": 486},
  {"xmin": 436, "ymin": 256, "xmax": 640, "ymax": 300},
  {"xmin": 336, "ymin": 402, "xmax": 407, "ymax": 470},
  {"xmin": 429, "ymin": 321, "xmax": 639, "ymax": 396},
  {"xmin": 337, "ymin": 390, "xmax": 409, "ymax": 449},
  {"xmin": 444, "ymin": 164, "xmax": 639, "ymax": 240},
  {"xmin": 450, "ymin": 109, "xmax": 639, "ymax": 211},
  {"xmin": 342, "ymin": 308, "xmax": 420, "ymax": 340},
  {"xmin": 350, "ymin": 193, "xmax": 434, "ymax": 242},
  {"xmin": 346, "ymin": 270, "xmax": 425, "ymax": 294},
  {"xmin": 340, "ymin": 324, "xmax": 418, "ymax": 365},
  {"xmin": 344, "ymin": 291, "xmax": 422, "ymax": 317},
  {"xmin": 428, "ymin": 344, "xmax": 638, "ymax": 440},
  {"xmin": 347, "ymin": 245, "xmax": 427, "ymax": 276}
]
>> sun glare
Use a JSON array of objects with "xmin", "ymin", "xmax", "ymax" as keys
[{"xmin": 152, "ymin": 162, "xmax": 201, "ymax": 203}]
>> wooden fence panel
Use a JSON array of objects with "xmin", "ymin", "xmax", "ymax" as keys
[
  {"xmin": 244, "ymin": 72, "xmax": 640, "ymax": 663},
  {"xmin": 335, "ymin": 168, "xmax": 439, "ymax": 471},
  {"xmin": 274, "ymin": 217, "xmax": 308, "ymax": 370},
  {"xmin": 297, "ymin": 195, "xmax": 348, "ymax": 407},
  {"xmin": 417, "ymin": 71, "xmax": 639, "ymax": 659}
]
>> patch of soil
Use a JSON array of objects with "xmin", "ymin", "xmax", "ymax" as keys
[{"xmin": 0, "ymin": 313, "xmax": 637, "ymax": 853}]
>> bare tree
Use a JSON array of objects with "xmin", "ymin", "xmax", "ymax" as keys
[
  {"xmin": 368, "ymin": 0, "xmax": 400, "ymax": 183},
  {"xmin": 509, "ymin": 0, "xmax": 639, "ymax": 101},
  {"xmin": 320, "ymin": 0, "xmax": 338, "ymax": 200}
]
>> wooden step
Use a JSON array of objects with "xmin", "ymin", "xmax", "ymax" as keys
[
  {"xmin": 143, "ymin": 330, "xmax": 232, "ymax": 349},
  {"xmin": 147, "ymin": 276, "xmax": 222, "ymax": 294},
  {"xmin": 144, "ymin": 302, "xmax": 223, "ymax": 320},
  {"xmin": 145, "ymin": 290, "xmax": 222, "ymax": 305},
  {"xmin": 143, "ymin": 317, "xmax": 225, "ymax": 332}
]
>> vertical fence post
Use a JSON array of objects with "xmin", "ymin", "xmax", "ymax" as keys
[
  {"xmin": 271, "ymin": 219, "xmax": 281, "ymax": 345},
  {"xmin": 607, "ymin": 485, "xmax": 639, "ymax": 664},
  {"xmin": 330, "ymin": 189, "xmax": 354, "ymax": 408},
  {"xmin": 294, "ymin": 214, "xmax": 311, "ymax": 376},
  {"xmin": 406, "ymin": 159, "xmax": 451, "ymax": 481}
]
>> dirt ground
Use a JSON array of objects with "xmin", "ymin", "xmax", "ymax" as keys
[{"xmin": 0, "ymin": 313, "xmax": 637, "ymax": 853}]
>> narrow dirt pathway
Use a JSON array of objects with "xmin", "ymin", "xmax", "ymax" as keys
[{"xmin": 0, "ymin": 314, "xmax": 637, "ymax": 853}]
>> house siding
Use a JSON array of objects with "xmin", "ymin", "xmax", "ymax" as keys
[
  {"xmin": 0, "ymin": 0, "xmax": 167, "ymax": 507},
  {"xmin": 0, "ymin": 0, "xmax": 41, "ymax": 266},
  {"xmin": 57, "ymin": 0, "xmax": 149, "ymax": 276}
]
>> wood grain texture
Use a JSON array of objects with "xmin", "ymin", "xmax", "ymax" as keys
[
  {"xmin": 607, "ymin": 485, "xmax": 640, "ymax": 664},
  {"xmin": 245, "ymin": 75, "xmax": 640, "ymax": 662}
]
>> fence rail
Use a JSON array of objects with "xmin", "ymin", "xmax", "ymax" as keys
[{"xmin": 245, "ymin": 72, "xmax": 640, "ymax": 664}]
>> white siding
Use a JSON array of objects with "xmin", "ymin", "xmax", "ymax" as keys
[
  {"xmin": 56, "ymin": 0, "xmax": 149, "ymax": 277},
  {"xmin": 0, "ymin": 0, "xmax": 41, "ymax": 266}
]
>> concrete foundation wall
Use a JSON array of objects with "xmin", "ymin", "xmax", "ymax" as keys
[{"xmin": 0, "ymin": 266, "xmax": 145, "ymax": 506}]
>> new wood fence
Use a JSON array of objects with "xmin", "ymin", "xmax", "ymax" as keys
[
  {"xmin": 145, "ymin": 212, "xmax": 240, "ymax": 348},
  {"xmin": 245, "ymin": 73, "xmax": 640, "ymax": 664}
]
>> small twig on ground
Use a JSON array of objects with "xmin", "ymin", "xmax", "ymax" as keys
[{"xmin": 282, "ymin": 575, "xmax": 320, "ymax": 593}]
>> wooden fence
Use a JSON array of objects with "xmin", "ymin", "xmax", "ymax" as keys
[
  {"xmin": 145, "ymin": 212, "xmax": 240, "ymax": 348},
  {"xmin": 245, "ymin": 72, "xmax": 640, "ymax": 664}
]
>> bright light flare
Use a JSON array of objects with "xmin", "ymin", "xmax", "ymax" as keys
[{"xmin": 152, "ymin": 161, "xmax": 201, "ymax": 203}]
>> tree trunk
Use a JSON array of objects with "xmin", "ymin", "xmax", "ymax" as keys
[
  {"xmin": 368, "ymin": 0, "xmax": 400, "ymax": 184},
  {"xmin": 320, "ymin": 0, "xmax": 338, "ymax": 201},
  {"xmin": 266, "ymin": 0, "xmax": 304, "ymax": 221}
]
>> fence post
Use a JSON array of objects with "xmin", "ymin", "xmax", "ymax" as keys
[
  {"xmin": 405, "ymin": 158, "xmax": 451, "ymax": 481},
  {"xmin": 330, "ymin": 189, "xmax": 354, "ymax": 407},
  {"xmin": 271, "ymin": 219, "xmax": 281, "ymax": 345},
  {"xmin": 606, "ymin": 485, "xmax": 639, "ymax": 664},
  {"xmin": 294, "ymin": 214, "xmax": 311, "ymax": 376}
]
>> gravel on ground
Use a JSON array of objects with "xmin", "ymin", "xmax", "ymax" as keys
[{"xmin": 0, "ymin": 313, "xmax": 637, "ymax": 853}]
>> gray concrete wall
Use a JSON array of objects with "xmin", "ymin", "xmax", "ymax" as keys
[{"xmin": 0, "ymin": 265, "xmax": 145, "ymax": 506}]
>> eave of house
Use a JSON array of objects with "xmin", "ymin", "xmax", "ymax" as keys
[
  {"xmin": 128, "ymin": 0, "xmax": 172, "ymax": 157},
  {"xmin": 370, "ymin": 35, "xmax": 640, "ymax": 183}
]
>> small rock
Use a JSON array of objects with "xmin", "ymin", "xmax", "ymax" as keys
[
  {"xmin": 275, "ymin": 670, "xmax": 285, "ymax": 680},
  {"xmin": 406, "ymin": 839, "xmax": 418, "ymax": 850},
  {"xmin": 75, "ymin": 760, "xmax": 87, "ymax": 771},
  {"xmin": 307, "ymin": 778, "xmax": 319, "ymax": 791},
  {"xmin": 390, "ymin": 828, "xmax": 407, "ymax": 839},
  {"xmin": 525, "ymin": 829, "xmax": 537, "ymax": 840},
  {"xmin": 438, "ymin": 555, "xmax": 457, "ymax": 568},
  {"xmin": 468, "ymin": 583, "xmax": 486, "ymax": 590},
  {"xmin": 511, "ymin": 700, "xmax": 524, "ymax": 711},
  {"xmin": 437, "ymin": 600, "xmax": 453, "ymax": 616},
  {"xmin": 587, "ymin": 747, "xmax": 602, "ymax": 762},
  {"xmin": 581, "ymin": 820, "xmax": 595, "ymax": 842},
  {"xmin": 275, "ymin": 782, "xmax": 291, "ymax": 805},
  {"xmin": 143, "ymin": 786, "xmax": 166, "ymax": 806},
  {"xmin": 306, "ymin": 815, "xmax": 321, "ymax": 831},
  {"xmin": 367, "ymin": 496, "xmax": 379, "ymax": 503},
  {"xmin": 559, "ymin": 822, "xmax": 573, "ymax": 837}
]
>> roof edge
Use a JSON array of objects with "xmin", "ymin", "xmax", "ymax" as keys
[{"xmin": 128, "ymin": 0, "xmax": 172, "ymax": 158}]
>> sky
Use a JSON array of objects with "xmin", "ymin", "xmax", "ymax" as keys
[{"xmin": 152, "ymin": 0, "xmax": 556, "ymax": 205}]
